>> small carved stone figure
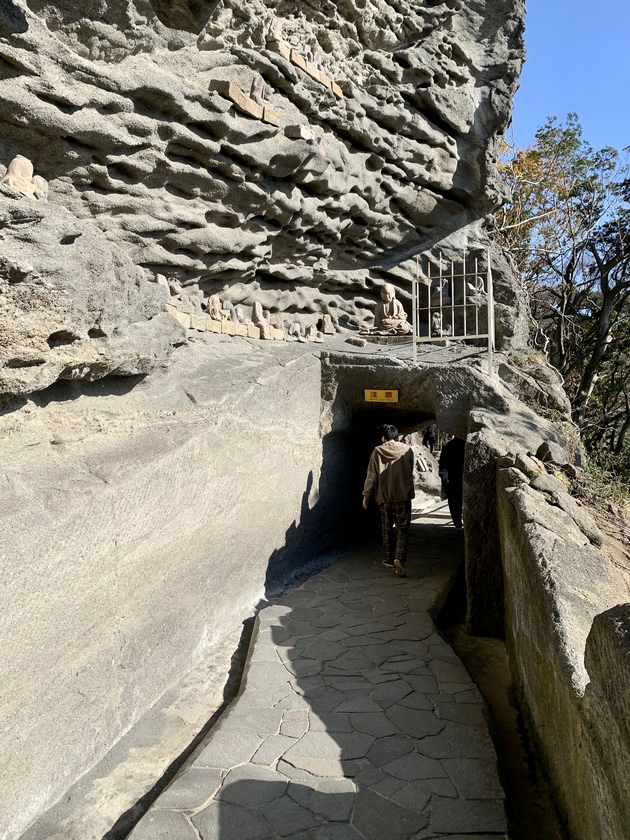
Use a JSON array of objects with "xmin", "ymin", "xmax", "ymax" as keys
[
  {"xmin": 220, "ymin": 300, "xmax": 239, "ymax": 322},
  {"xmin": 168, "ymin": 277, "xmax": 183, "ymax": 297},
  {"xmin": 365, "ymin": 283, "xmax": 412, "ymax": 335},
  {"xmin": 430, "ymin": 280, "xmax": 451, "ymax": 304},
  {"xmin": 234, "ymin": 304, "xmax": 251, "ymax": 324},
  {"xmin": 296, "ymin": 44, "xmax": 314, "ymax": 63},
  {"xmin": 305, "ymin": 324, "xmax": 324, "ymax": 343},
  {"xmin": 0, "ymin": 155, "xmax": 35, "ymax": 197},
  {"xmin": 288, "ymin": 322, "xmax": 306, "ymax": 343},
  {"xmin": 153, "ymin": 273, "xmax": 169, "ymax": 304},
  {"xmin": 313, "ymin": 49, "xmax": 334, "ymax": 81},
  {"xmin": 190, "ymin": 288, "xmax": 205, "ymax": 314},
  {"xmin": 168, "ymin": 278, "xmax": 194, "ymax": 313},
  {"xmin": 269, "ymin": 312, "xmax": 282, "ymax": 330},
  {"xmin": 268, "ymin": 15, "xmax": 308, "ymax": 57},
  {"xmin": 252, "ymin": 302, "xmax": 273, "ymax": 339},
  {"xmin": 250, "ymin": 74, "xmax": 271, "ymax": 107},
  {"xmin": 467, "ymin": 276, "xmax": 487, "ymax": 304},
  {"xmin": 319, "ymin": 313, "xmax": 335, "ymax": 335},
  {"xmin": 431, "ymin": 312, "xmax": 452, "ymax": 337},
  {"xmin": 32, "ymin": 175, "xmax": 49, "ymax": 203},
  {"xmin": 0, "ymin": 155, "xmax": 48, "ymax": 201},
  {"xmin": 252, "ymin": 302, "xmax": 267, "ymax": 325},
  {"xmin": 207, "ymin": 293, "xmax": 230, "ymax": 321}
]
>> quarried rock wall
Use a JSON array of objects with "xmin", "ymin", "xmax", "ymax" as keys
[
  {"xmin": 495, "ymin": 451, "xmax": 630, "ymax": 840},
  {"xmin": 583, "ymin": 605, "xmax": 630, "ymax": 839},
  {"xmin": 0, "ymin": 340, "xmax": 338, "ymax": 840},
  {"xmin": 0, "ymin": 196, "xmax": 185, "ymax": 398}
]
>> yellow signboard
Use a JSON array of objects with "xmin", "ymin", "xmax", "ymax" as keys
[{"xmin": 364, "ymin": 389, "xmax": 399, "ymax": 403}]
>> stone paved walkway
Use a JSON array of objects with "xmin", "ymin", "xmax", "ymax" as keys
[{"xmin": 129, "ymin": 505, "xmax": 507, "ymax": 840}]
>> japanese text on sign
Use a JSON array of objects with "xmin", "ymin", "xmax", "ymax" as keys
[{"xmin": 364, "ymin": 389, "xmax": 399, "ymax": 403}]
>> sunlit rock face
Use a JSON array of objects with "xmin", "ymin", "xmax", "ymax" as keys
[{"xmin": 0, "ymin": 0, "xmax": 526, "ymax": 395}]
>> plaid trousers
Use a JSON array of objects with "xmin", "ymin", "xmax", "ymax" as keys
[{"xmin": 379, "ymin": 500, "xmax": 412, "ymax": 564}]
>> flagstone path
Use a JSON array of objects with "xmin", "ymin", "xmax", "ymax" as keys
[{"xmin": 129, "ymin": 504, "xmax": 507, "ymax": 840}]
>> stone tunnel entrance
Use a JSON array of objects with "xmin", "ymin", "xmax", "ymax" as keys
[
  {"xmin": 319, "ymin": 349, "xmax": 509, "ymax": 635},
  {"xmin": 318, "ymin": 342, "xmax": 574, "ymax": 646},
  {"xmin": 342, "ymin": 405, "xmax": 441, "ymax": 540}
]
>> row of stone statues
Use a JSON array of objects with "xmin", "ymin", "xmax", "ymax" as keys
[
  {"xmin": 163, "ymin": 271, "xmax": 486, "ymax": 342},
  {"xmin": 210, "ymin": 13, "xmax": 343, "ymax": 130},
  {"xmin": 164, "ymin": 273, "xmax": 487, "ymax": 344},
  {"xmin": 266, "ymin": 17, "xmax": 335, "ymax": 83},
  {"xmin": 0, "ymin": 156, "xmax": 477, "ymax": 347},
  {"xmin": 160, "ymin": 275, "xmax": 336, "ymax": 344},
  {"xmin": 0, "ymin": 155, "xmax": 48, "ymax": 202}
]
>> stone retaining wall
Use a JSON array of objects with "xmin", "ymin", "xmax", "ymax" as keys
[{"xmin": 493, "ymin": 449, "xmax": 630, "ymax": 840}]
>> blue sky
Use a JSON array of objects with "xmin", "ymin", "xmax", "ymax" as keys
[{"xmin": 509, "ymin": 0, "xmax": 630, "ymax": 153}]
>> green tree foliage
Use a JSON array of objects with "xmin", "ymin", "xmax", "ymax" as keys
[{"xmin": 494, "ymin": 115, "xmax": 630, "ymax": 466}]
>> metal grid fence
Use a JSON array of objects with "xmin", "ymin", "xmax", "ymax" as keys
[{"xmin": 411, "ymin": 249, "xmax": 495, "ymax": 376}]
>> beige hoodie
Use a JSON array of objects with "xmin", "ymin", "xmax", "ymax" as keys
[{"xmin": 363, "ymin": 441, "xmax": 415, "ymax": 505}]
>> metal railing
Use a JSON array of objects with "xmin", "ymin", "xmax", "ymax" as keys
[{"xmin": 411, "ymin": 249, "xmax": 495, "ymax": 376}]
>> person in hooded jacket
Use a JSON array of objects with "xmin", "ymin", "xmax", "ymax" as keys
[
  {"xmin": 362, "ymin": 424, "xmax": 414, "ymax": 577},
  {"xmin": 438, "ymin": 436, "xmax": 465, "ymax": 530}
]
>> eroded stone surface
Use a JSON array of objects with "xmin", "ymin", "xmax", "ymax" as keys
[
  {"xmin": 0, "ymin": 0, "xmax": 527, "ymax": 400},
  {"xmin": 0, "ymin": 198, "xmax": 185, "ymax": 397}
]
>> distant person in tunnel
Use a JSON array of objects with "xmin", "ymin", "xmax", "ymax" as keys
[
  {"xmin": 362, "ymin": 424, "xmax": 414, "ymax": 577},
  {"xmin": 422, "ymin": 423, "xmax": 437, "ymax": 453},
  {"xmin": 439, "ymin": 436, "xmax": 465, "ymax": 529}
]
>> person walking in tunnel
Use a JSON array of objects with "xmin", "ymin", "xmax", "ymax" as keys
[
  {"xmin": 439, "ymin": 436, "xmax": 465, "ymax": 530},
  {"xmin": 362, "ymin": 424, "xmax": 415, "ymax": 577},
  {"xmin": 422, "ymin": 423, "xmax": 437, "ymax": 453}
]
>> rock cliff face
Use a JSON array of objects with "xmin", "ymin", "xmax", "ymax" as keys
[
  {"xmin": 0, "ymin": 4, "xmax": 536, "ymax": 837},
  {"xmin": 0, "ymin": 198, "xmax": 185, "ymax": 396},
  {"xmin": 0, "ymin": 0, "xmax": 526, "ymax": 396}
]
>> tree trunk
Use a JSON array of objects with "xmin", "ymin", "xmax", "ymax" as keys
[
  {"xmin": 614, "ymin": 395, "xmax": 630, "ymax": 456},
  {"xmin": 574, "ymin": 287, "xmax": 615, "ymax": 427}
]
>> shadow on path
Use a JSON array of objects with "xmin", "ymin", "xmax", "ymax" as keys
[{"xmin": 128, "ymin": 507, "xmax": 508, "ymax": 840}]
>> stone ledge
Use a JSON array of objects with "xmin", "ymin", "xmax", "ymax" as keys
[
  {"xmin": 362, "ymin": 334, "xmax": 413, "ymax": 345},
  {"xmin": 290, "ymin": 49, "xmax": 307, "ymax": 71},
  {"xmin": 208, "ymin": 79, "xmax": 266, "ymax": 121},
  {"xmin": 262, "ymin": 106, "xmax": 281, "ymax": 126},
  {"xmin": 269, "ymin": 40, "xmax": 291, "ymax": 60},
  {"xmin": 274, "ymin": 44, "xmax": 343, "ymax": 99},
  {"xmin": 190, "ymin": 314, "xmax": 207, "ymax": 331}
]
